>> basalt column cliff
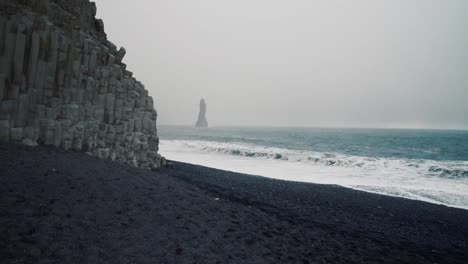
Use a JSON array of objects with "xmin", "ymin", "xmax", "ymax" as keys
[{"xmin": 0, "ymin": 0, "xmax": 165, "ymax": 169}]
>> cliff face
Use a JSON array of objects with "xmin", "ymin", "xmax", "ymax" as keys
[{"xmin": 0, "ymin": 0, "xmax": 165, "ymax": 169}]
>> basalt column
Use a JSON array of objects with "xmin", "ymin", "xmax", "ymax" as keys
[{"xmin": 0, "ymin": 0, "xmax": 165, "ymax": 169}]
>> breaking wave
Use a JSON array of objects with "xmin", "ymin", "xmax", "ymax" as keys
[
  {"xmin": 161, "ymin": 140, "xmax": 468, "ymax": 180},
  {"xmin": 160, "ymin": 139, "xmax": 468, "ymax": 209}
]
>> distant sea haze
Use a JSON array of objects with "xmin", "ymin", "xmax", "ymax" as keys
[{"xmin": 159, "ymin": 126, "xmax": 468, "ymax": 209}]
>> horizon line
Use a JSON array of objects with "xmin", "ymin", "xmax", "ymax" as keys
[{"xmin": 157, "ymin": 124, "xmax": 468, "ymax": 131}]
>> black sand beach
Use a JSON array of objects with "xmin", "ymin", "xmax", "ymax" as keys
[{"xmin": 1, "ymin": 143, "xmax": 467, "ymax": 264}]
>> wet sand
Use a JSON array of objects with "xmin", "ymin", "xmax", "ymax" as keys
[{"xmin": 1, "ymin": 143, "xmax": 467, "ymax": 263}]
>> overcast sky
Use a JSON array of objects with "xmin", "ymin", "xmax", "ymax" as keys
[{"xmin": 96, "ymin": 0, "xmax": 468, "ymax": 129}]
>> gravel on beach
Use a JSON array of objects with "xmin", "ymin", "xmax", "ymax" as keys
[{"xmin": 1, "ymin": 143, "xmax": 467, "ymax": 264}]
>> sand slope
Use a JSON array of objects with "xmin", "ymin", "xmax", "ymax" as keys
[{"xmin": 1, "ymin": 143, "xmax": 467, "ymax": 263}]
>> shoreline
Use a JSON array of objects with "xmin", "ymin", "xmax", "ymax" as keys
[
  {"xmin": 1, "ymin": 143, "xmax": 468, "ymax": 263},
  {"xmin": 171, "ymin": 160, "xmax": 468, "ymax": 211},
  {"xmin": 160, "ymin": 138, "xmax": 468, "ymax": 211}
]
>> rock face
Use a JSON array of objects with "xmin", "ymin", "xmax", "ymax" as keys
[
  {"xmin": 195, "ymin": 98, "xmax": 208, "ymax": 128},
  {"xmin": 0, "ymin": 0, "xmax": 165, "ymax": 169}
]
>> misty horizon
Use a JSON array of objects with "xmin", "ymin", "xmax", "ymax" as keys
[{"xmin": 96, "ymin": 0, "xmax": 468, "ymax": 130}]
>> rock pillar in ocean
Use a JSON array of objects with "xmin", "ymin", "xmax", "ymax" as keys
[{"xmin": 195, "ymin": 99, "xmax": 208, "ymax": 128}]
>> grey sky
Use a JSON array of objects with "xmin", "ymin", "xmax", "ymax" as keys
[{"xmin": 96, "ymin": 0, "xmax": 468, "ymax": 129}]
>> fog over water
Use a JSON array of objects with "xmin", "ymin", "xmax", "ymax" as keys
[{"xmin": 96, "ymin": 0, "xmax": 468, "ymax": 129}]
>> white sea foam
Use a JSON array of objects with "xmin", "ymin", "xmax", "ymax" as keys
[{"xmin": 160, "ymin": 139, "xmax": 468, "ymax": 209}]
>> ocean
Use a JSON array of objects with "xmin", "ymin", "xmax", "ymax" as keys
[{"xmin": 158, "ymin": 126, "xmax": 468, "ymax": 209}]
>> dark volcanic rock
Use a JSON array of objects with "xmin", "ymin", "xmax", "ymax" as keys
[{"xmin": 195, "ymin": 98, "xmax": 208, "ymax": 128}]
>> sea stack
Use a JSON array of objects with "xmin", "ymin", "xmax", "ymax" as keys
[{"xmin": 195, "ymin": 99, "xmax": 208, "ymax": 128}]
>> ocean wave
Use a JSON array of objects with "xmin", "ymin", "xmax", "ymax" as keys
[
  {"xmin": 160, "ymin": 140, "xmax": 468, "ymax": 179},
  {"xmin": 428, "ymin": 166, "xmax": 468, "ymax": 179}
]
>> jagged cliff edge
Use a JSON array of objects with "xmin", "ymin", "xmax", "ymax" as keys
[{"xmin": 0, "ymin": 0, "xmax": 165, "ymax": 169}]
